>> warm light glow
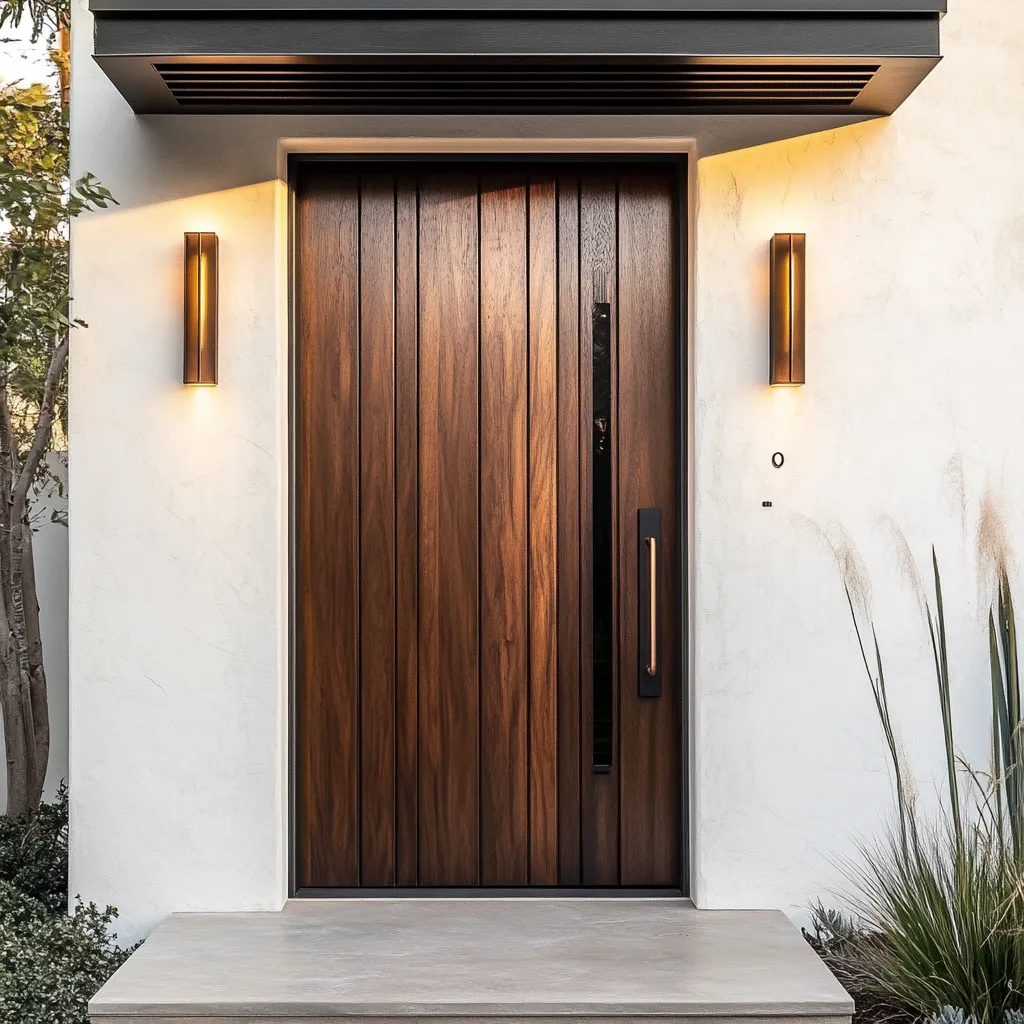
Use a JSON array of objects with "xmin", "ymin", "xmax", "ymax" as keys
[
  {"xmin": 186, "ymin": 380, "xmax": 217, "ymax": 415},
  {"xmin": 184, "ymin": 232, "xmax": 218, "ymax": 386},
  {"xmin": 769, "ymin": 233, "xmax": 805, "ymax": 387}
]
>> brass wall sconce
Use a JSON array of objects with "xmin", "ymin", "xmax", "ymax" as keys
[
  {"xmin": 769, "ymin": 233, "xmax": 805, "ymax": 386},
  {"xmin": 184, "ymin": 232, "xmax": 218, "ymax": 386}
]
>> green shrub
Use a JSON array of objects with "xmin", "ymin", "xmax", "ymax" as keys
[
  {"xmin": 0, "ymin": 783, "xmax": 68, "ymax": 912},
  {"xmin": 0, "ymin": 788, "xmax": 136, "ymax": 1024},
  {"xmin": 850, "ymin": 822, "xmax": 1024, "ymax": 1024},
  {"xmin": 0, "ymin": 881, "xmax": 134, "ymax": 1024}
]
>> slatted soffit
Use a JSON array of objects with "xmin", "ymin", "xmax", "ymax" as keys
[{"xmin": 89, "ymin": 1, "xmax": 944, "ymax": 117}]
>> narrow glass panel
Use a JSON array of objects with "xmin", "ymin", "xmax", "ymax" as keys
[{"xmin": 592, "ymin": 300, "xmax": 613, "ymax": 772}]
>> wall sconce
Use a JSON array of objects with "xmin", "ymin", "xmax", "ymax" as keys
[
  {"xmin": 769, "ymin": 233, "xmax": 805, "ymax": 386},
  {"xmin": 184, "ymin": 232, "xmax": 218, "ymax": 386}
]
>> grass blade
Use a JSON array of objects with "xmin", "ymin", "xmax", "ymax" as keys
[{"xmin": 931, "ymin": 548, "xmax": 962, "ymax": 842}]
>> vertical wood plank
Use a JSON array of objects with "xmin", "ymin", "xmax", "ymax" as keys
[
  {"xmin": 528, "ymin": 174, "xmax": 559, "ymax": 886},
  {"xmin": 617, "ymin": 169, "xmax": 679, "ymax": 886},
  {"xmin": 417, "ymin": 171, "xmax": 480, "ymax": 886},
  {"xmin": 395, "ymin": 176, "xmax": 419, "ymax": 887},
  {"xmin": 479, "ymin": 171, "xmax": 529, "ymax": 885},
  {"xmin": 359, "ymin": 174, "xmax": 397, "ymax": 886},
  {"xmin": 579, "ymin": 174, "xmax": 620, "ymax": 886},
  {"xmin": 296, "ymin": 167, "xmax": 360, "ymax": 887},
  {"xmin": 556, "ymin": 174, "xmax": 582, "ymax": 886}
]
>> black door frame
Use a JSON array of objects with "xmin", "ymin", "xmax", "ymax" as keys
[{"xmin": 287, "ymin": 152, "xmax": 690, "ymax": 898}]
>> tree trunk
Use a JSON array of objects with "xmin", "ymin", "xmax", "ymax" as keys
[
  {"xmin": 1, "ymin": 625, "xmax": 31, "ymax": 820},
  {"xmin": 0, "ymin": 389, "xmax": 28, "ymax": 819},
  {"xmin": 0, "ymin": 530, "xmax": 40, "ymax": 821},
  {"xmin": 0, "ymin": 339, "xmax": 67, "ymax": 818},
  {"xmin": 21, "ymin": 524, "xmax": 49, "ymax": 810},
  {"xmin": 0, "ymin": 527, "xmax": 51, "ymax": 819},
  {"xmin": 58, "ymin": 18, "xmax": 71, "ymax": 111}
]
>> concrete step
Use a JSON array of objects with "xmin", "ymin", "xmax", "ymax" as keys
[{"xmin": 89, "ymin": 898, "xmax": 853, "ymax": 1023}]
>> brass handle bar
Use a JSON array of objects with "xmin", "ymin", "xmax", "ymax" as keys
[{"xmin": 646, "ymin": 536, "xmax": 657, "ymax": 677}]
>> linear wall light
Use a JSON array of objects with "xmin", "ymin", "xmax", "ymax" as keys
[
  {"xmin": 184, "ymin": 232, "xmax": 218, "ymax": 386},
  {"xmin": 769, "ymin": 233, "xmax": 805, "ymax": 386}
]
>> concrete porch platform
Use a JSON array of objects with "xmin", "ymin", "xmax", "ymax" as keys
[{"xmin": 89, "ymin": 899, "xmax": 853, "ymax": 1024}]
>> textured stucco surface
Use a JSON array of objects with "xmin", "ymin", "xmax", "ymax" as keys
[{"xmin": 68, "ymin": 0, "xmax": 1022, "ymax": 941}]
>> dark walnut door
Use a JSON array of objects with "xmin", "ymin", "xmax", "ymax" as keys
[{"xmin": 295, "ymin": 161, "xmax": 680, "ymax": 889}]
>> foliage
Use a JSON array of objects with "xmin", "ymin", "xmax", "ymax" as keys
[
  {"xmin": 929, "ymin": 1010, "xmax": 976, "ymax": 1024},
  {"xmin": 0, "ymin": 781, "xmax": 66, "ymax": 911},
  {"xmin": 925, "ymin": 550, "xmax": 962, "ymax": 845},
  {"xmin": 0, "ymin": 789, "xmax": 135, "ymax": 1024},
  {"xmin": 850, "ymin": 821, "xmax": 1024, "ymax": 1024},
  {"xmin": 0, "ymin": 0, "xmax": 68, "ymax": 45},
  {"xmin": 989, "ymin": 568, "xmax": 1024, "ymax": 856},
  {"xmin": 804, "ymin": 904, "xmax": 915, "ymax": 1024},
  {"xmin": 842, "ymin": 580, "xmax": 911, "ymax": 851},
  {"xmin": 820, "ymin": 547, "xmax": 1024, "ymax": 1024},
  {"xmin": 1, "ymin": 78, "xmax": 112, "ymax": 449},
  {"xmin": 0, "ymin": 883, "xmax": 134, "ymax": 1024},
  {"xmin": 925, "ymin": 1007, "xmax": 1024, "ymax": 1024}
]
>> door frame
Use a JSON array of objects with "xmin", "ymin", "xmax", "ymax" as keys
[{"xmin": 286, "ymin": 148, "xmax": 692, "ymax": 898}]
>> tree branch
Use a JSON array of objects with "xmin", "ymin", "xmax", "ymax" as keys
[
  {"xmin": 12, "ymin": 334, "xmax": 67, "ymax": 524},
  {"xmin": 0, "ymin": 385, "xmax": 17, "ymax": 623}
]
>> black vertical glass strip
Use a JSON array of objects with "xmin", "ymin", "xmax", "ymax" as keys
[
  {"xmin": 575, "ymin": 178, "xmax": 584, "ymax": 879},
  {"xmin": 391, "ymin": 177, "xmax": 399, "ymax": 882},
  {"xmin": 356, "ymin": 175, "xmax": 363, "ymax": 884},
  {"xmin": 414, "ymin": 175, "xmax": 421, "ymax": 886},
  {"xmin": 476, "ymin": 172, "xmax": 483, "ymax": 885},
  {"xmin": 592, "ymin": 297, "xmax": 613, "ymax": 773},
  {"xmin": 525, "ymin": 176, "xmax": 532, "ymax": 875}
]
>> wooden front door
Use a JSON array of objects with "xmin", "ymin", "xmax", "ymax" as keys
[{"xmin": 295, "ymin": 160, "xmax": 681, "ymax": 890}]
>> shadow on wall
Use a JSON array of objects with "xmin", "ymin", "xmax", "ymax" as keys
[
  {"xmin": 0, "ymin": 454, "xmax": 69, "ymax": 813},
  {"xmin": 86, "ymin": 112, "xmax": 878, "ymax": 212}
]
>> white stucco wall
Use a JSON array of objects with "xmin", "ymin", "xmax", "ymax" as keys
[{"xmin": 68, "ymin": 0, "xmax": 1022, "ymax": 941}]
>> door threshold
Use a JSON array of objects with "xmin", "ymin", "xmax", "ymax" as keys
[{"xmin": 293, "ymin": 887, "xmax": 685, "ymax": 899}]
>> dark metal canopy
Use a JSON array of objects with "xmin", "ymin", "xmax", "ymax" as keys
[{"xmin": 89, "ymin": 1, "xmax": 944, "ymax": 116}]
